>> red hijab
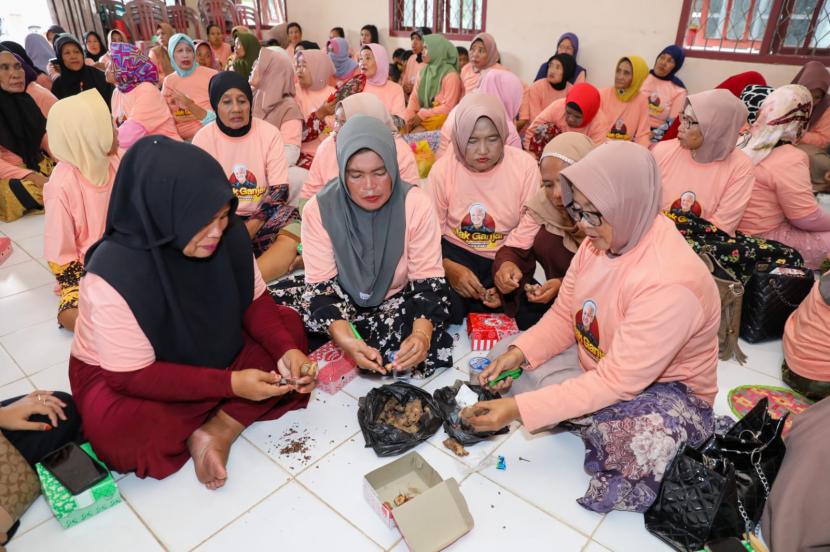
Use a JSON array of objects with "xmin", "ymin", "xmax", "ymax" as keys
[{"xmin": 565, "ymin": 83, "xmax": 600, "ymax": 127}]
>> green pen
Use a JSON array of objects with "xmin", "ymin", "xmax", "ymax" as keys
[
  {"xmin": 488, "ymin": 367, "xmax": 523, "ymax": 387},
  {"xmin": 296, "ymin": 243, "xmax": 303, "ymax": 254},
  {"xmin": 349, "ymin": 322, "xmax": 363, "ymax": 340}
]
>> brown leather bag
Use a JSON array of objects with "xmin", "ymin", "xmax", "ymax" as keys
[
  {"xmin": 700, "ymin": 251, "xmax": 747, "ymax": 365},
  {"xmin": 0, "ymin": 434, "xmax": 41, "ymax": 530}
]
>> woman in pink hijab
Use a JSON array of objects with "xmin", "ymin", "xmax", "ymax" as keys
[
  {"xmin": 437, "ymin": 69, "xmax": 523, "ymax": 158},
  {"xmin": 465, "ymin": 141, "xmax": 720, "ymax": 515},
  {"xmin": 460, "ymin": 32, "xmax": 505, "ymax": 94},
  {"xmin": 359, "ymin": 43, "xmax": 406, "ymax": 123}
]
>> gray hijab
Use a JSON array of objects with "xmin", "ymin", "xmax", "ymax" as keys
[{"xmin": 317, "ymin": 115, "xmax": 413, "ymax": 307}]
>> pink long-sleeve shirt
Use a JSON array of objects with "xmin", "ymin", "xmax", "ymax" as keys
[
  {"xmin": 191, "ymin": 118, "xmax": 288, "ymax": 217},
  {"xmin": 460, "ymin": 62, "xmax": 505, "ymax": 95},
  {"xmin": 363, "ymin": 81, "xmax": 406, "ymax": 120},
  {"xmin": 512, "ymin": 215, "xmax": 720, "ymax": 432},
  {"xmin": 518, "ymin": 80, "xmax": 571, "ymax": 127},
  {"xmin": 654, "ymin": 139, "xmax": 755, "ymax": 235},
  {"xmin": 428, "ymin": 147, "xmax": 540, "ymax": 259},
  {"xmin": 301, "ymin": 186, "xmax": 444, "ymax": 297},
  {"xmin": 162, "ymin": 66, "xmax": 218, "ymax": 140},
  {"xmin": 71, "ymin": 259, "xmax": 266, "ymax": 372},
  {"xmin": 115, "ymin": 82, "xmax": 182, "ymax": 141},
  {"xmin": 300, "ymin": 133, "xmax": 419, "ymax": 200},
  {"xmin": 26, "ymin": 82, "xmax": 57, "ymax": 117},
  {"xmin": 801, "ymin": 108, "xmax": 830, "ymax": 149},
  {"xmin": 404, "ymin": 72, "xmax": 463, "ymax": 121},
  {"xmin": 598, "ymin": 87, "xmax": 652, "ymax": 147},
  {"xmin": 523, "ymin": 97, "xmax": 609, "ymax": 150},
  {"xmin": 738, "ymin": 145, "xmax": 819, "ymax": 235},
  {"xmin": 43, "ymin": 156, "xmax": 120, "ymax": 267},
  {"xmin": 640, "ymin": 75, "xmax": 687, "ymax": 131}
]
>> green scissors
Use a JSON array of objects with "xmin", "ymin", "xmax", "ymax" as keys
[{"xmin": 487, "ymin": 367, "xmax": 523, "ymax": 387}]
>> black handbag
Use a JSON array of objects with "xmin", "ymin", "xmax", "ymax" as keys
[
  {"xmin": 740, "ymin": 263, "xmax": 814, "ymax": 343},
  {"xmin": 645, "ymin": 399, "xmax": 787, "ymax": 552}
]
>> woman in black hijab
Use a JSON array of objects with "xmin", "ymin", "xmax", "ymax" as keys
[
  {"xmin": 51, "ymin": 34, "xmax": 113, "ymax": 108},
  {"xmin": 69, "ymin": 136, "xmax": 315, "ymax": 489},
  {"xmin": 82, "ymin": 31, "xmax": 108, "ymax": 68},
  {"xmin": 0, "ymin": 49, "xmax": 52, "ymax": 221}
]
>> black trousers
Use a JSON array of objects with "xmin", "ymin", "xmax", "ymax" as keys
[
  {"xmin": 442, "ymin": 239, "xmax": 547, "ymax": 329},
  {"xmin": 1, "ymin": 391, "xmax": 82, "ymax": 466}
]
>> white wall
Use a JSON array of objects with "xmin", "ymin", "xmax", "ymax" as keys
[{"xmin": 284, "ymin": 0, "xmax": 805, "ymax": 93}]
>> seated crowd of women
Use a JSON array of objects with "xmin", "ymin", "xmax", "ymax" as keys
[{"xmin": 0, "ymin": 19, "xmax": 828, "ymax": 547}]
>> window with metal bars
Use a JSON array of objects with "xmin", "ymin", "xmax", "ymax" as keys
[
  {"xmin": 389, "ymin": 0, "xmax": 486, "ymax": 40},
  {"xmin": 676, "ymin": 0, "xmax": 829, "ymax": 63}
]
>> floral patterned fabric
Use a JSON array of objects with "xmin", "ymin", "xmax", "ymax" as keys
[
  {"xmin": 561, "ymin": 382, "xmax": 714, "ymax": 513},
  {"xmin": 48, "ymin": 260, "xmax": 84, "ymax": 313},
  {"xmin": 664, "ymin": 209, "xmax": 803, "ymax": 284},
  {"xmin": 239, "ymin": 184, "xmax": 299, "ymax": 256},
  {"xmin": 268, "ymin": 275, "xmax": 453, "ymax": 377}
]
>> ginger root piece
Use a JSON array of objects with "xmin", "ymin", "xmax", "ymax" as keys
[{"xmin": 443, "ymin": 437, "xmax": 469, "ymax": 457}]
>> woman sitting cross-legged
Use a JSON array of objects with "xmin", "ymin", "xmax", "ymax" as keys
[
  {"xmin": 465, "ymin": 141, "xmax": 720, "ymax": 514},
  {"xmin": 192, "ymin": 71, "xmax": 299, "ymax": 283},
  {"xmin": 69, "ymin": 137, "xmax": 315, "ymax": 489},
  {"xmin": 270, "ymin": 116, "xmax": 453, "ymax": 378}
]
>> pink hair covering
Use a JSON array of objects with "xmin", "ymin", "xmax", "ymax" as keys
[
  {"xmin": 471, "ymin": 32, "xmax": 499, "ymax": 72},
  {"xmin": 451, "ymin": 93, "xmax": 510, "ymax": 170},
  {"xmin": 194, "ymin": 40, "xmax": 220, "ymax": 70},
  {"xmin": 109, "ymin": 42, "xmax": 158, "ymax": 93},
  {"xmin": 339, "ymin": 92, "xmax": 397, "ymax": 133},
  {"xmin": 477, "ymin": 69, "xmax": 522, "ymax": 148},
  {"xmin": 559, "ymin": 141, "xmax": 662, "ymax": 255},
  {"xmin": 252, "ymin": 47, "xmax": 303, "ymax": 127},
  {"xmin": 686, "ymin": 89, "xmax": 748, "ymax": 164},
  {"xmin": 791, "ymin": 60, "xmax": 830, "ymax": 128},
  {"xmin": 361, "ymin": 43, "xmax": 389, "ymax": 86},
  {"xmin": 295, "ymin": 49, "xmax": 334, "ymax": 90},
  {"xmin": 739, "ymin": 84, "xmax": 813, "ymax": 165}
]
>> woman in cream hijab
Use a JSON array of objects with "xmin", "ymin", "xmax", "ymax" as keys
[{"xmin": 493, "ymin": 132, "xmax": 593, "ymax": 324}]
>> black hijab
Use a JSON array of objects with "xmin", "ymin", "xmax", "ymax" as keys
[
  {"xmin": 208, "ymin": 71, "xmax": 253, "ymax": 137},
  {"xmin": 82, "ymin": 31, "xmax": 107, "ymax": 62},
  {"xmin": 0, "ymin": 41, "xmax": 46, "ymax": 76},
  {"xmin": 84, "ymin": 136, "xmax": 254, "ymax": 368},
  {"xmin": 51, "ymin": 34, "xmax": 113, "ymax": 109},
  {"xmin": 547, "ymin": 53, "xmax": 576, "ymax": 91},
  {"xmin": 0, "ymin": 51, "xmax": 47, "ymax": 171}
]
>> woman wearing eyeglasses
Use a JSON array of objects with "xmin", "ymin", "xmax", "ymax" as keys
[
  {"xmin": 653, "ymin": 89, "xmax": 755, "ymax": 236},
  {"xmin": 463, "ymin": 141, "xmax": 721, "ymax": 514}
]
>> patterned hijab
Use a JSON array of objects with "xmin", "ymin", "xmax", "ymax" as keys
[
  {"xmin": 110, "ymin": 42, "xmax": 158, "ymax": 93},
  {"xmin": 615, "ymin": 55, "xmax": 649, "ymax": 102},
  {"xmin": 740, "ymin": 84, "xmax": 774, "ymax": 125},
  {"xmin": 417, "ymin": 34, "xmax": 458, "ymax": 108},
  {"xmin": 739, "ymin": 84, "xmax": 813, "ymax": 165},
  {"xmin": 560, "ymin": 141, "xmax": 661, "ymax": 256}
]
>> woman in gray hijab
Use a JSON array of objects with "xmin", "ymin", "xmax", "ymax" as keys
[{"xmin": 270, "ymin": 115, "xmax": 453, "ymax": 377}]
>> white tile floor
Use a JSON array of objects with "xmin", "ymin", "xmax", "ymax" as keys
[{"xmin": 1, "ymin": 213, "xmax": 790, "ymax": 552}]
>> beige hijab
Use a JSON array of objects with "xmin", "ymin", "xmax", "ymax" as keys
[
  {"xmin": 46, "ymin": 90, "xmax": 114, "ymax": 186},
  {"xmin": 451, "ymin": 93, "xmax": 509, "ymax": 170},
  {"xmin": 252, "ymin": 47, "xmax": 303, "ymax": 127},
  {"xmin": 471, "ymin": 32, "xmax": 499, "ymax": 72},
  {"xmin": 686, "ymin": 89, "xmax": 748, "ymax": 164},
  {"xmin": 524, "ymin": 132, "xmax": 594, "ymax": 253},
  {"xmin": 339, "ymin": 93, "xmax": 397, "ymax": 133},
  {"xmin": 263, "ymin": 23, "xmax": 289, "ymax": 48}
]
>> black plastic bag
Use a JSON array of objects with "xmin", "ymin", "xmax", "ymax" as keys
[
  {"xmin": 433, "ymin": 380, "xmax": 510, "ymax": 446},
  {"xmin": 358, "ymin": 382, "xmax": 443, "ymax": 457}
]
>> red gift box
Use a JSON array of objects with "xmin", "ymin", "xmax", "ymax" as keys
[
  {"xmin": 309, "ymin": 341, "xmax": 359, "ymax": 395},
  {"xmin": 466, "ymin": 313, "xmax": 519, "ymax": 350}
]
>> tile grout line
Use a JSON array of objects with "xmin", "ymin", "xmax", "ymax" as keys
[{"xmin": 114, "ymin": 493, "xmax": 170, "ymax": 551}]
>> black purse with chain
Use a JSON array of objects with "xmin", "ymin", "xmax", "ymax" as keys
[{"xmin": 740, "ymin": 263, "xmax": 814, "ymax": 343}]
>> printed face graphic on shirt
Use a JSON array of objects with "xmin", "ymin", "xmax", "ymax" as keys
[
  {"xmin": 228, "ymin": 163, "xmax": 264, "ymax": 202},
  {"xmin": 574, "ymin": 299, "xmax": 604, "ymax": 361},
  {"xmin": 607, "ymin": 118, "xmax": 630, "ymax": 141},
  {"xmin": 454, "ymin": 202, "xmax": 504, "ymax": 250},
  {"xmin": 670, "ymin": 191, "xmax": 702, "ymax": 216},
  {"xmin": 648, "ymin": 91, "xmax": 664, "ymax": 114}
]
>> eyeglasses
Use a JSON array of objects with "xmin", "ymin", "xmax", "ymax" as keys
[
  {"xmin": 565, "ymin": 201, "xmax": 603, "ymax": 227},
  {"xmin": 679, "ymin": 114, "xmax": 699, "ymax": 130}
]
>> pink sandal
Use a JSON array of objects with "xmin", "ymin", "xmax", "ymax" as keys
[{"xmin": 0, "ymin": 237, "xmax": 11, "ymax": 266}]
